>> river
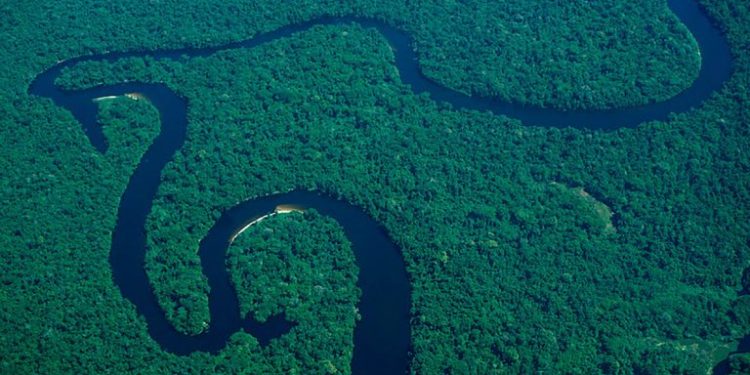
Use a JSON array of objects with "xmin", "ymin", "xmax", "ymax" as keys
[{"xmin": 27, "ymin": 1, "xmax": 736, "ymax": 373}]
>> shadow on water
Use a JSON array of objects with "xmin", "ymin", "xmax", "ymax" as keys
[{"xmin": 26, "ymin": 0, "xmax": 739, "ymax": 374}]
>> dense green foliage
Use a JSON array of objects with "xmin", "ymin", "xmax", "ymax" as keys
[
  {"xmin": 1, "ymin": 0, "xmax": 749, "ymax": 374},
  {"xmin": 97, "ymin": 96, "xmax": 161, "ymax": 172},
  {"xmin": 14, "ymin": 0, "xmax": 699, "ymax": 111},
  {"xmin": 227, "ymin": 211, "xmax": 359, "ymax": 374}
]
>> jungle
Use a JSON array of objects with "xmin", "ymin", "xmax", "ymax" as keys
[{"xmin": 1, "ymin": 0, "xmax": 749, "ymax": 374}]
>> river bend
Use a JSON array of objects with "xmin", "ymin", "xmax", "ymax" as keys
[{"xmin": 27, "ymin": 1, "xmax": 733, "ymax": 374}]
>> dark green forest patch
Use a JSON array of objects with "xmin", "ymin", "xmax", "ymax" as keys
[{"xmin": 227, "ymin": 211, "xmax": 358, "ymax": 374}]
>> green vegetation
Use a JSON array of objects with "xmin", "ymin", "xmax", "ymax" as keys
[
  {"xmin": 1, "ymin": 0, "xmax": 749, "ymax": 374},
  {"xmin": 97, "ymin": 96, "xmax": 161, "ymax": 172},
  {"xmin": 728, "ymin": 354, "xmax": 750, "ymax": 373},
  {"xmin": 396, "ymin": 0, "xmax": 701, "ymax": 109},
  {"xmin": 227, "ymin": 211, "xmax": 359, "ymax": 374},
  {"xmin": 17, "ymin": 0, "xmax": 699, "ymax": 111}
]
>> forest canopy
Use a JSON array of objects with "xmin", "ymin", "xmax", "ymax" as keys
[{"xmin": 0, "ymin": 0, "xmax": 749, "ymax": 374}]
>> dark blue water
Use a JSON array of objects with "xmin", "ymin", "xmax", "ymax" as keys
[{"xmin": 26, "ymin": 1, "xmax": 736, "ymax": 374}]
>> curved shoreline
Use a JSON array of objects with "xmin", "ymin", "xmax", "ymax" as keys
[
  {"xmin": 29, "ymin": 77, "xmax": 413, "ymax": 373},
  {"xmin": 30, "ymin": 0, "xmax": 732, "ymax": 153},
  {"xmin": 228, "ymin": 205, "xmax": 305, "ymax": 243},
  {"xmin": 25, "ymin": 1, "xmax": 736, "ymax": 374}
]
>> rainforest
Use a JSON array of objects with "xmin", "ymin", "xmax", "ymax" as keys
[{"xmin": 1, "ymin": 0, "xmax": 749, "ymax": 374}]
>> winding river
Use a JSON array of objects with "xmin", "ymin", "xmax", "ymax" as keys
[{"xmin": 27, "ymin": 1, "xmax": 734, "ymax": 374}]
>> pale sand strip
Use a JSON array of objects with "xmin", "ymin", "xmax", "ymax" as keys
[
  {"xmin": 92, "ymin": 95, "xmax": 119, "ymax": 102},
  {"xmin": 228, "ymin": 205, "xmax": 306, "ymax": 243}
]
